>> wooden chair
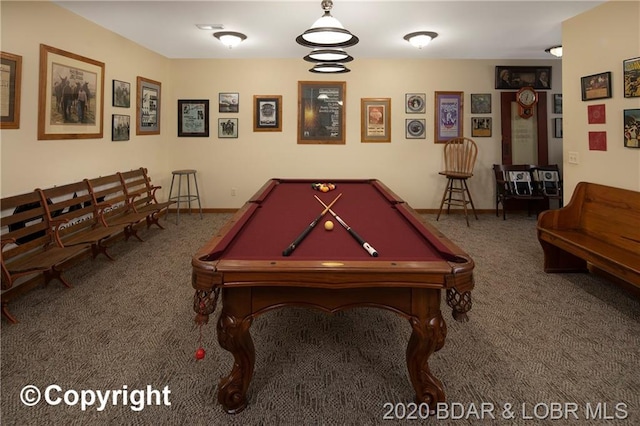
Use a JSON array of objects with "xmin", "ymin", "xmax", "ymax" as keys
[{"xmin": 436, "ymin": 137, "xmax": 478, "ymax": 226}]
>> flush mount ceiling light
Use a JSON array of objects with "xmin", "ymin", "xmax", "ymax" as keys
[
  {"xmin": 309, "ymin": 63, "xmax": 350, "ymax": 73},
  {"xmin": 214, "ymin": 31, "xmax": 247, "ymax": 49},
  {"xmin": 545, "ymin": 45, "xmax": 563, "ymax": 58},
  {"xmin": 296, "ymin": 0, "xmax": 359, "ymax": 48},
  {"xmin": 403, "ymin": 31, "xmax": 439, "ymax": 49},
  {"xmin": 304, "ymin": 49, "xmax": 353, "ymax": 63}
]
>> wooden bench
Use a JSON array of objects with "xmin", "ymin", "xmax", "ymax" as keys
[
  {"xmin": 38, "ymin": 180, "xmax": 128, "ymax": 261},
  {"xmin": 1, "ymin": 190, "xmax": 90, "ymax": 323},
  {"xmin": 118, "ymin": 168, "xmax": 174, "ymax": 229},
  {"xmin": 537, "ymin": 182, "xmax": 640, "ymax": 289}
]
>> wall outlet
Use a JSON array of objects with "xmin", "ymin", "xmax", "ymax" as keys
[
  {"xmin": 231, "ymin": 188, "xmax": 237, "ymax": 196},
  {"xmin": 568, "ymin": 151, "xmax": 579, "ymax": 165}
]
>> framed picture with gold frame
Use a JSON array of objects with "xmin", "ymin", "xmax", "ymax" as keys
[
  {"xmin": 298, "ymin": 81, "xmax": 345, "ymax": 144},
  {"xmin": 253, "ymin": 95, "xmax": 282, "ymax": 132},
  {"xmin": 361, "ymin": 98, "xmax": 391, "ymax": 142},
  {"xmin": 136, "ymin": 76, "xmax": 161, "ymax": 135},
  {"xmin": 434, "ymin": 91, "xmax": 463, "ymax": 143},
  {"xmin": 37, "ymin": 44, "xmax": 104, "ymax": 140},
  {"xmin": 1, "ymin": 51, "xmax": 22, "ymax": 129}
]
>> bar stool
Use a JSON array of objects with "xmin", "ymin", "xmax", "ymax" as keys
[{"xmin": 168, "ymin": 169, "xmax": 203, "ymax": 224}]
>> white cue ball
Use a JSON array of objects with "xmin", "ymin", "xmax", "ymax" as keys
[{"xmin": 324, "ymin": 220, "xmax": 334, "ymax": 231}]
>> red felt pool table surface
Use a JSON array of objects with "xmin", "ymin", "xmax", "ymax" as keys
[{"xmin": 192, "ymin": 178, "xmax": 475, "ymax": 414}]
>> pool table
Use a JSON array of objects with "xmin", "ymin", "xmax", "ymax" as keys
[{"xmin": 192, "ymin": 178, "xmax": 474, "ymax": 414}]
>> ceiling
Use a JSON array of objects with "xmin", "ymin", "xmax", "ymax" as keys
[{"xmin": 53, "ymin": 0, "xmax": 604, "ymax": 60}]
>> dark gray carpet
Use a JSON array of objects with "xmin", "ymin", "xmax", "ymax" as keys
[{"xmin": 1, "ymin": 212, "xmax": 639, "ymax": 425}]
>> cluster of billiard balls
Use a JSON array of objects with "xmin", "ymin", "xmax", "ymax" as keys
[{"xmin": 311, "ymin": 182, "xmax": 337, "ymax": 193}]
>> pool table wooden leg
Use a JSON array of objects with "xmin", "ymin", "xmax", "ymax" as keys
[
  {"xmin": 406, "ymin": 312, "xmax": 447, "ymax": 409},
  {"xmin": 216, "ymin": 309, "xmax": 255, "ymax": 414}
]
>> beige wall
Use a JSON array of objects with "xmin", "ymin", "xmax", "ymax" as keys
[
  {"xmin": 8, "ymin": 0, "xmax": 620, "ymax": 211},
  {"xmin": 562, "ymin": 1, "xmax": 640, "ymax": 196}
]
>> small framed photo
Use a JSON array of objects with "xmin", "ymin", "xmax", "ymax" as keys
[
  {"xmin": 470, "ymin": 94, "xmax": 491, "ymax": 114},
  {"xmin": 623, "ymin": 109, "xmax": 640, "ymax": 148},
  {"xmin": 136, "ymin": 76, "xmax": 161, "ymax": 135},
  {"xmin": 581, "ymin": 71, "xmax": 612, "ymax": 101},
  {"xmin": 405, "ymin": 93, "xmax": 425, "ymax": 113},
  {"xmin": 361, "ymin": 98, "xmax": 391, "ymax": 142},
  {"xmin": 178, "ymin": 99, "xmax": 209, "ymax": 137},
  {"xmin": 623, "ymin": 57, "xmax": 640, "ymax": 98},
  {"xmin": 219, "ymin": 92, "xmax": 239, "ymax": 112},
  {"xmin": 405, "ymin": 119, "xmax": 425, "ymax": 139},
  {"xmin": 554, "ymin": 118, "xmax": 563, "ymax": 138},
  {"xmin": 112, "ymin": 114, "xmax": 130, "ymax": 141},
  {"xmin": 253, "ymin": 95, "xmax": 282, "ymax": 132},
  {"xmin": 218, "ymin": 118, "xmax": 238, "ymax": 138},
  {"xmin": 1, "ymin": 51, "xmax": 22, "ymax": 129},
  {"xmin": 112, "ymin": 80, "xmax": 130, "ymax": 108},
  {"xmin": 471, "ymin": 117, "xmax": 491, "ymax": 137},
  {"xmin": 553, "ymin": 94, "xmax": 562, "ymax": 114},
  {"xmin": 434, "ymin": 91, "xmax": 463, "ymax": 143}
]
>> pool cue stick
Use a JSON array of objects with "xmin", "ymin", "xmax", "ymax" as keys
[
  {"xmin": 282, "ymin": 193, "xmax": 342, "ymax": 256},
  {"xmin": 314, "ymin": 195, "xmax": 379, "ymax": 257}
]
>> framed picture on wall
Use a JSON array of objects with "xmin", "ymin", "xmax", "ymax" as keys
[
  {"xmin": 623, "ymin": 57, "xmax": 640, "ymax": 98},
  {"xmin": 112, "ymin": 114, "xmax": 130, "ymax": 141},
  {"xmin": 219, "ymin": 92, "xmax": 239, "ymax": 112},
  {"xmin": 178, "ymin": 99, "xmax": 209, "ymax": 137},
  {"xmin": 434, "ymin": 91, "xmax": 463, "ymax": 143},
  {"xmin": 624, "ymin": 109, "xmax": 640, "ymax": 148},
  {"xmin": 471, "ymin": 117, "xmax": 491, "ymax": 137},
  {"xmin": 112, "ymin": 80, "xmax": 130, "ymax": 108},
  {"xmin": 405, "ymin": 119, "xmax": 425, "ymax": 139},
  {"xmin": 253, "ymin": 95, "xmax": 282, "ymax": 132},
  {"xmin": 136, "ymin": 76, "xmax": 161, "ymax": 135},
  {"xmin": 553, "ymin": 94, "xmax": 562, "ymax": 114},
  {"xmin": 495, "ymin": 66, "xmax": 551, "ymax": 90},
  {"xmin": 1, "ymin": 51, "xmax": 22, "ymax": 129},
  {"xmin": 470, "ymin": 94, "xmax": 491, "ymax": 114},
  {"xmin": 218, "ymin": 118, "xmax": 238, "ymax": 138},
  {"xmin": 581, "ymin": 71, "xmax": 612, "ymax": 101},
  {"xmin": 37, "ymin": 44, "xmax": 105, "ymax": 140},
  {"xmin": 554, "ymin": 118, "xmax": 563, "ymax": 138},
  {"xmin": 361, "ymin": 98, "xmax": 391, "ymax": 142},
  {"xmin": 405, "ymin": 93, "xmax": 425, "ymax": 113},
  {"xmin": 298, "ymin": 81, "xmax": 345, "ymax": 144}
]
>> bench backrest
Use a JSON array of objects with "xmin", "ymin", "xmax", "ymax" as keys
[
  {"xmin": 1, "ymin": 191, "xmax": 53, "ymax": 264},
  {"xmin": 118, "ymin": 168, "xmax": 155, "ymax": 209},
  {"xmin": 38, "ymin": 181, "xmax": 100, "ymax": 239},
  {"xmin": 84, "ymin": 173, "xmax": 131, "ymax": 220},
  {"xmin": 575, "ymin": 182, "xmax": 640, "ymax": 253}
]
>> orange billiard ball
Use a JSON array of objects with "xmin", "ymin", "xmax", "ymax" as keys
[{"xmin": 324, "ymin": 220, "xmax": 334, "ymax": 231}]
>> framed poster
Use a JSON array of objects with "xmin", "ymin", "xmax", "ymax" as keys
[
  {"xmin": 1, "ymin": 51, "xmax": 22, "ymax": 129},
  {"xmin": 297, "ymin": 81, "xmax": 345, "ymax": 144},
  {"xmin": 136, "ymin": 76, "xmax": 161, "ymax": 135},
  {"xmin": 361, "ymin": 98, "xmax": 391, "ymax": 142},
  {"xmin": 112, "ymin": 80, "xmax": 130, "ymax": 108},
  {"xmin": 178, "ymin": 99, "xmax": 209, "ymax": 137},
  {"xmin": 495, "ymin": 66, "xmax": 551, "ymax": 90},
  {"xmin": 405, "ymin": 93, "xmax": 425, "ymax": 113},
  {"xmin": 405, "ymin": 119, "xmax": 425, "ymax": 139},
  {"xmin": 253, "ymin": 95, "xmax": 282, "ymax": 132},
  {"xmin": 471, "ymin": 117, "xmax": 491, "ymax": 137},
  {"xmin": 554, "ymin": 118, "xmax": 563, "ymax": 138},
  {"xmin": 623, "ymin": 57, "xmax": 640, "ymax": 98},
  {"xmin": 218, "ymin": 118, "xmax": 238, "ymax": 138},
  {"xmin": 37, "ymin": 44, "xmax": 104, "ymax": 140},
  {"xmin": 112, "ymin": 114, "xmax": 130, "ymax": 141},
  {"xmin": 553, "ymin": 94, "xmax": 563, "ymax": 114},
  {"xmin": 581, "ymin": 72, "xmax": 612, "ymax": 101},
  {"xmin": 434, "ymin": 91, "xmax": 463, "ymax": 143},
  {"xmin": 470, "ymin": 94, "xmax": 491, "ymax": 114},
  {"xmin": 623, "ymin": 109, "xmax": 640, "ymax": 148},
  {"xmin": 219, "ymin": 92, "xmax": 239, "ymax": 112}
]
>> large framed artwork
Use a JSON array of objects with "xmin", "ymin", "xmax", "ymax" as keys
[
  {"xmin": 361, "ymin": 98, "xmax": 391, "ymax": 142},
  {"xmin": 1, "ymin": 51, "xmax": 22, "ymax": 129},
  {"xmin": 136, "ymin": 76, "xmax": 161, "ymax": 135},
  {"xmin": 253, "ymin": 95, "xmax": 282, "ymax": 132},
  {"xmin": 37, "ymin": 44, "xmax": 104, "ymax": 140},
  {"xmin": 495, "ymin": 66, "xmax": 551, "ymax": 90},
  {"xmin": 298, "ymin": 81, "xmax": 346, "ymax": 144},
  {"xmin": 623, "ymin": 57, "xmax": 640, "ymax": 98},
  {"xmin": 434, "ymin": 91, "xmax": 463, "ymax": 143},
  {"xmin": 178, "ymin": 99, "xmax": 209, "ymax": 137}
]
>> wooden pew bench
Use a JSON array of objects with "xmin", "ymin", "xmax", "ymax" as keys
[
  {"xmin": 118, "ymin": 167, "xmax": 174, "ymax": 229},
  {"xmin": 1, "ymin": 190, "xmax": 90, "ymax": 323},
  {"xmin": 537, "ymin": 182, "xmax": 640, "ymax": 289}
]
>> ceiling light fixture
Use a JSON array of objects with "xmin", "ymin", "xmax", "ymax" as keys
[
  {"xmin": 545, "ymin": 45, "xmax": 563, "ymax": 58},
  {"xmin": 403, "ymin": 31, "xmax": 439, "ymax": 49},
  {"xmin": 304, "ymin": 49, "xmax": 353, "ymax": 63},
  {"xmin": 196, "ymin": 24, "xmax": 224, "ymax": 31},
  {"xmin": 309, "ymin": 63, "xmax": 350, "ymax": 73},
  {"xmin": 296, "ymin": 0, "xmax": 359, "ymax": 48},
  {"xmin": 213, "ymin": 31, "xmax": 247, "ymax": 49}
]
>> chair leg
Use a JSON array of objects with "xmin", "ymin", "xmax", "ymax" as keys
[
  {"xmin": 436, "ymin": 179, "xmax": 451, "ymax": 221},
  {"xmin": 459, "ymin": 180, "xmax": 470, "ymax": 227},
  {"xmin": 462, "ymin": 180, "xmax": 478, "ymax": 220}
]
